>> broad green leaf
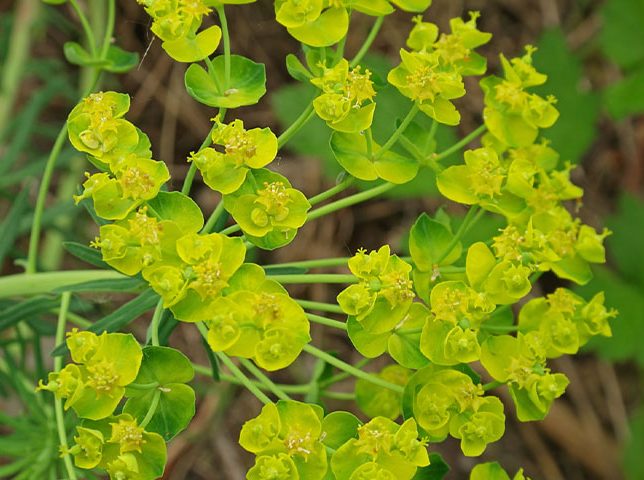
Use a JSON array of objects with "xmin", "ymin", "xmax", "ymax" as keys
[
  {"xmin": 287, "ymin": 7, "xmax": 349, "ymax": 47},
  {"xmin": 320, "ymin": 411, "xmax": 361, "ymax": 450},
  {"xmin": 412, "ymin": 453, "xmax": 450, "ymax": 479},
  {"xmin": 469, "ymin": 462, "xmax": 511, "ymax": 480},
  {"xmin": 347, "ymin": 316, "xmax": 389, "ymax": 358},
  {"xmin": 63, "ymin": 42, "xmax": 108, "ymax": 68},
  {"xmin": 128, "ymin": 346, "xmax": 195, "ymax": 385},
  {"xmin": 355, "ymin": 365, "xmax": 409, "ymax": 419},
  {"xmin": 533, "ymin": 29, "xmax": 599, "ymax": 163},
  {"xmin": 185, "ymin": 55, "xmax": 266, "ymax": 108},
  {"xmin": 604, "ymin": 66, "xmax": 644, "ymax": 119},
  {"xmin": 606, "ymin": 194, "xmax": 644, "ymax": 286},
  {"xmin": 330, "ymin": 131, "xmax": 419, "ymax": 184},
  {"xmin": 162, "ymin": 25, "xmax": 222, "ymax": 63},
  {"xmin": 409, "ymin": 213, "xmax": 461, "ymax": 271},
  {"xmin": 286, "ymin": 53, "xmax": 312, "ymax": 81},
  {"xmin": 103, "ymin": 45, "xmax": 140, "ymax": 73},
  {"xmin": 146, "ymin": 191, "xmax": 204, "ymax": 233},
  {"xmin": 600, "ymin": 0, "xmax": 644, "ymax": 70},
  {"xmin": 390, "ymin": 0, "xmax": 432, "ymax": 12},
  {"xmin": 124, "ymin": 383, "xmax": 195, "ymax": 441}
]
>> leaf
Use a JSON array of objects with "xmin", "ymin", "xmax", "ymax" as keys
[
  {"xmin": 124, "ymin": 383, "xmax": 195, "ymax": 441},
  {"xmin": 286, "ymin": 53, "xmax": 312, "ymax": 81},
  {"xmin": 63, "ymin": 42, "xmax": 108, "ymax": 68},
  {"xmin": 604, "ymin": 66, "xmax": 644, "ymax": 119},
  {"xmin": 63, "ymin": 241, "xmax": 108, "ymax": 268},
  {"xmin": 0, "ymin": 296, "xmax": 60, "ymax": 330},
  {"xmin": 287, "ymin": 7, "xmax": 349, "ymax": 47},
  {"xmin": 146, "ymin": 191, "xmax": 204, "ymax": 233},
  {"xmin": 185, "ymin": 54, "xmax": 266, "ymax": 108},
  {"xmin": 600, "ymin": 0, "xmax": 644, "ymax": 70},
  {"xmin": 533, "ymin": 29, "xmax": 599, "ymax": 163},
  {"xmin": 409, "ymin": 213, "xmax": 461, "ymax": 271},
  {"xmin": 0, "ymin": 185, "xmax": 29, "ymax": 266},
  {"xmin": 162, "ymin": 25, "xmax": 221, "ymax": 63},
  {"xmin": 127, "ymin": 346, "xmax": 194, "ymax": 388},
  {"xmin": 412, "ymin": 453, "xmax": 450, "ymax": 479},
  {"xmin": 53, "ymin": 276, "xmax": 145, "ymax": 293},
  {"xmin": 103, "ymin": 45, "xmax": 139, "ymax": 73},
  {"xmin": 320, "ymin": 411, "xmax": 361, "ymax": 450},
  {"xmin": 624, "ymin": 405, "xmax": 644, "ymax": 480},
  {"xmin": 346, "ymin": 316, "xmax": 390, "ymax": 358}
]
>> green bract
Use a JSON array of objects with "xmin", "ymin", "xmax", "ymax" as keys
[
  {"xmin": 223, "ymin": 168, "xmax": 311, "ymax": 250},
  {"xmin": 470, "ymin": 462, "xmax": 531, "ymax": 480}
]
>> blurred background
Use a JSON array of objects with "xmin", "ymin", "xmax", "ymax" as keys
[{"xmin": 0, "ymin": 0, "xmax": 643, "ymax": 478}]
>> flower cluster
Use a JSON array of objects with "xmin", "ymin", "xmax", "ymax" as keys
[
  {"xmin": 240, "ymin": 400, "xmax": 429, "ymax": 480},
  {"xmin": 388, "ymin": 13, "xmax": 491, "ymax": 125},
  {"xmin": 136, "ymin": 0, "xmax": 223, "ymax": 62}
]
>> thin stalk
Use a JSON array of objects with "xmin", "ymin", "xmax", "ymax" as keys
[
  {"xmin": 322, "ymin": 390, "xmax": 355, "ymax": 401},
  {"xmin": 140, "ymin": 389, "xmax": 161, "ymax": 428},
  {"xmin": 373, "ymin": 104, "xmax": 419, "ymax": 161},
  {"xmin": 307, "ymin": 182, "xmax": 395, "ymax": 221},
  {"xmin": 219, "ymin": 223, "xmax": 240, "ymax": 236},
  {"xmin": 365, "ymin": 128, "xmax": 374, "ymax": 158},
  {"xmin": 265, "ymin": 257, "xmax": 349, "ymax": 270},
  {"xmin": 127, "ymin": 382, "xmax": 159, "ymax": 391},
  {"xmin": 482, "ymin": 380, "xmax": 504, "ymax": 391},
  {"xmin": 0, "ymin": 270, "xmax": 125, "ymax": 298},
  {"xmin": 239, "ymin": 358, "xmax": 291, "ymax": 401},
  {"xmin": 268, "ymin": 274, "xmax": 356, "ymax": 284},
  {"xmin": 202, "ymin": 201, "xmax": 226, "ymax": 234},
  {"xmin": 350, "ymin": 16, "xmax": 384, "ymax": 67},
  {"xmin": 150, "ymin": 299, "xmax": 164, "ymax": 347},
  {"xmin": 69, "ymin": 0, "xmax": 97, "ymax": 56},
  {"xmin": 434, "ymin": 206, "xmax": 483, "ymax": 265},
  {"xmin": 308, "ymin": 176, "xmax": 354, "ymax": 207},
  {"xmin": 295, "ymin": 299, "xmax": 344, "ymax": 314},
  {"xmin": 182, "ymin": 110, "xmax": 225, "ymax": 195},
  {"xmin": 277, "ymin": 103, "xmax": 315, "ymax": 149},
  {"xmin": 99, "ymin": 0, "xmax": 116, "ymax": 58},
  {"xmin": 306, "ymin": 313, "xmax": 347, "ymax": 331},
  {"xmin": 53, "ymin": 292, "xmax": 77, "ymax": 480},
  {"xmin": 215, "ymin": 5, "xmax": 231, "ymax": 88},
  {"xmin": 319, "ymin": 358, "xmax": 370, "ymax": 388},
  {"xmin": 196, "ymin": 322, "xmax": 272, "ymax": 404},
  {"xmin": 303, "ymin": 345, "xmax": 404, "ymax": 393},
  {"xmin": 53, "ymin": 309, "xmax": 92, "ymax": 328},
  {"xmin": 434, "ymin": 124, "xmax": 487, "ymax": 162}
]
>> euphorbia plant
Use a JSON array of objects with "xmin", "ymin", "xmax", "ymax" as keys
[{"xmin": 0, "ymin": 0, "xmax": 617, "ymax": 478}]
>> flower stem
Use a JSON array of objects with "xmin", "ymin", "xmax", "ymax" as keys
[
  {"xmin": 277, "ymin": 103, "xmax": 316, "ymax": 149},
  {"xmin": 264, "ymin": 257, "xmax": 349, "ymax": 270},
  {"xmin": 295, "ymin": 299, "xmax": 344, "ymax": 314},
  {"xmin": 216, "ymin": 351, "xmax": 272, "ymax": 404},
  {"xmin": 53, "ymin": 292, "xmax": 77, "ymax": 480},
  {"xmin": 306, "ymin": 313, "xmax": 347, "ymax": 331},
  {"xmin": 69, "ymin": 0, "xmax": 97, "ymax": 56},
  {"xmin": 435, "ymin": 205, "xmax": 484, "ymax": 265},
  {"xmin": 215, "ymin": 5, "xmax": 231, "ymax": 88},
  {"xmin": 373, "ymin": 104, "xmax": 419, "ymax": 161},
  {"xmin": 0, "ymin": 270, "xmax": 125, "ymax": 299},
  {"xmin": 150, "ymin": 299, "xmax": 164, "ymax": 347},
  {"xmin": 482, "ymin": 380, "xmax": 504, "ymax": 391},
  {"xmin": 350, "ymin": 16, "xmax": 384, "ymax": 67},
  {"xmin": 182, "ymin": 109, "xmax": 226, "ymax": 195},
  {"xmin": 202, "ymin": 200, "xmax": 227, "ymax": 234},
  {"xmin": 303, "ymin": 345, "xmax": 403, "ymax": 393},
  {"xmin": 307, "ymin": 182, "xmax": 395, "ymax": 221},
  {"xmin": 140, "ymin": 389, "xmax": 161, "ymax": 428},
  {"xmin": 239, "ymin": 358, "xmax": 291, "ymax": 401},
  {"xmin": 434, "ymin": 124, "xmax": 487, "ymax": 162},
  {"xmin": 308, "ymin": 175, "xmax": 355, "ymax": 207},
  {"xmin": 268, "ymin": 274, "xmax": 357, "ymax": 284}
]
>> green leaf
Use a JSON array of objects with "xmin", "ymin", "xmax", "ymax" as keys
[
  {"xmin": 604, "ymin": 66, "xmax": 644, "ymax": 119},
  {"xmin": 412, "ymin": 453, "xmax": 450, "ymax": 479},
  {"xmin": 287, "ymin": 7, "xmax": 349, "ymax": 47},
  {"xmin": 469, "ymin": 462, "xmax": 511, "ymax": 480},
  {"xmin": 320, "ymin": 411, "xmax": 361, "ymax": 450},
  {"xmin": 347, "ymin": 316, "xmax": 390, "ymax": 358},
  {"xmin": 390, "ymin": 0, "xmax": 432, "ymax": 12},
  {"xmin": 63, "ymin": 42, "xmax": 108, "ymax": 68},
  {"xmin": 286, "ymin": 53, "xmax": 312, "ymax": 81},
  {"xmin": 185, "ymin": 54, "xmax": 266, "ymax": 108},
  {"xmin": 330, "ymin": 131, "xmax": 419, "ymax": 184},
  {"xmin": 0, "ymin": 296, "xmax": 59, "ymax": 330},
  {"xmin": 533, "ymin": 29, "xmax": 599, "ymax": 163},
  {"xmin": 63, "ymin": 241, "xmax": 109, "ymax": 268},
  {"xmin": 53, "ymin": 276, "xmax": 145, "ymax": 293},
  {"xmin": 624, "ymin": 405, "xmax": 644, "ymax": 480},
  {"xmin": 606, "ymin": 194, "xmax": 644, "ymax": 286},
  {"xmin": 103, "ymin": 45, "xmax": 139, "ymax": 73},
  {"xmin": 600, "ymin": 0, "xmax": 644, "ymax": 70},
  {"xmin": 146, "ymin": 191, "xmax": 204, "ymax": 233},
  {"xmin": 0, "ymin": 186, "xmax": 29, "ymax": 266},
  {"xmin": 409, "ymin": 213, "xmax": 461, "ymax": 271},
  {"xmin": 128, "ymin": 346, "xmax": 194, "ymax": 386},
  {"xmin": 162, "ymin": 25, "xmax": 222, "ymax": 63}
]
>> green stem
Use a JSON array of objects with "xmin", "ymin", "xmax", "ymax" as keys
[
  {"xmin": 365, "ymin": 128, "xmax": 374, "ymax": 158},
  {"xmin": 307, "ymin": 182, "xmax": 395, "ymax": 221},
  {"xmin": 182, "ymin": 110, "xmax": 225, "ymax": 195},
  {"xmin": 373, "ymin": 104, "xmax": 419, "ymax": 161},
  {"xmin": 295, "ymin": 299, "xmax": 344, "ymax": 314},
  {"xmin": 434, "ymin": 124, "xmax": 487, "ymax": 162},
  {"xmin": 0, "ymin": 270, "xmax": 125, "ymax": 299},
  {"xmin": 0, "ymin": 0, "xmax": 39, "ymax": 139},
  {"xmin": 219, "ymin": 223, "xmax": 240, "ymax": 235},
  {"xmin": 140, "ymin": 389, "xmax": 161, "ymax": 428},
  {"xmin": 265, "ymin": 258, "xmax": 349, "ymax": 270},
  {"xmin": 350, "ymin": 16, "xmax": 384, "ymax": 67},
  {"xmin": 53, "ymin": 309, "xmax": 92, "ymax": 329},
  {"xmin": 303, "ymin": 345, "xmax": 403, "ymax": 393},
  {"xmin": 53, "ymin": 292, "xmax": 77, "ymax": 480},
  {"xmin": 268, "ymin": 274, "xmax": 356, "ymax": 284},
  {"xmin": 482, "ymin": 380, "xmax": 504, "ymax": 391},
  {"xmin": 277, "ymin": 103, "xmax": 315, "ymax": 149},
  {"xmin": 150, "ymin": 299, "xmax": 164, "ymax": 347},
  {"xmin": 308, "ymin": 176, "xmax": 354, "ymax": 207},
  {"xmin": 239, "ymin": 358, "xmax": 291, "ymax": 401},
  {"xmin": 99, "ymin": 0, "xmax": 116, "ymax": 58},
  {"xmin": 69, "ymin": 0, "xmax": 97, "ymax": 56},
  {"xmin": 195, "ymin": 322, "xmax": 272, "ymax": 404},
  {"xmin": 434, "ymin": 206, "xmax": 483, "ymax": 265},
  {"xmin": 202, "ymin": 201, "xmax": 226, "ymax": 234},
  {"xmin": 306, "ymin": 313, "xmax": 347, "ymax": 331},
  {"xmin": 215, "ymin": 5, "xmax": 231, "ymax": 88},
  {"xmin": 480, "ymin": 324, "xmax": 519, "ymax": 333},
  {"xmin": 322, "ymin": 390, "xmax": 355, "ymax": 401},
  {"xmin": 319, "ymin": 358, "xmax": 370, "ymax": 388},
  {"xmin": 127, "ymin": 381, "xmax": 160, "ymax": 391}
]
